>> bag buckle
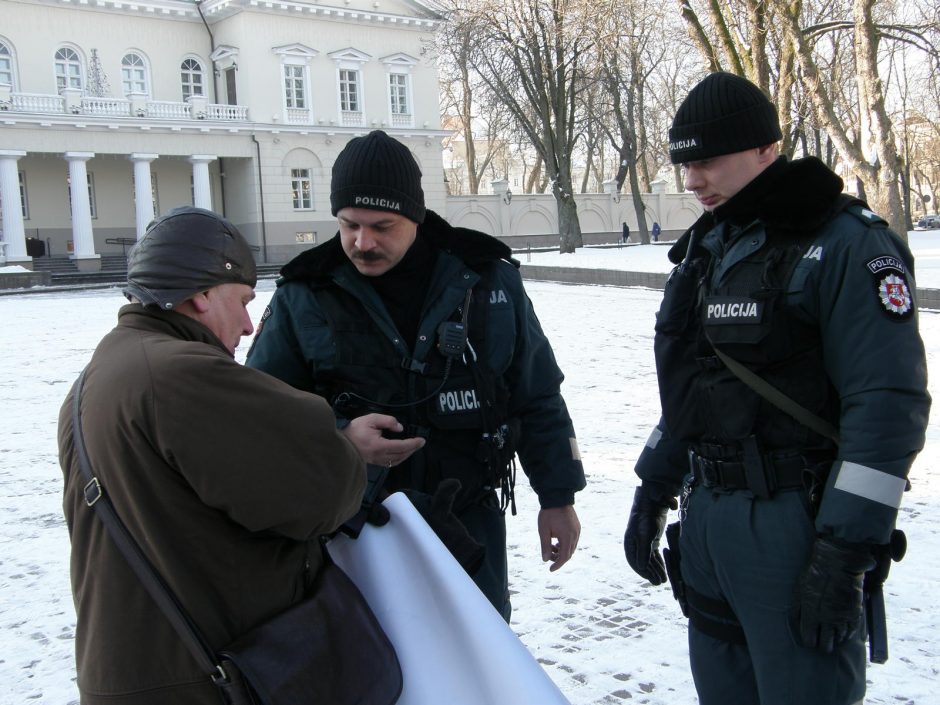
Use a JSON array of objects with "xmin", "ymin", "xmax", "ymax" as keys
[{"xmin": 83, "ymin": 477, "xmax": 103, "ymax": 507}]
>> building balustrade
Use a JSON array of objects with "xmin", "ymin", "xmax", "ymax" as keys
[
  {"xmin": 341, "ymin": 109, "xmax": 363, "ymax": 126},
  {"xmin": 2, "ymin": 91, "xmax": 249, "ymax": 121},
  {"xmin": 286, "ymin": 107, "xmax": 312, "ymax": 124},
  {"xmin": 206, "ymin": 103, "xmax": 249, "ymax": 121},
  {"xmin": 1, "ymin": 91, "xmax": 412, "ymax": 130},
  {"xmin": 146, "ymin": 100, "xmax": 192, "ymax": 119},
  {"xmin": 9, "ymin": 92, "xmax": 66, "ymax": 113},
  {"xmin": 82, "ymin": 96, "xmax": 131, "ymax": 116}
]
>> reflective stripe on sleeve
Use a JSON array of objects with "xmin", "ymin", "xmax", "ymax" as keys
[
  {"xmin": 646, "ymin": 427, "xmax": 662, "ymax": 449},
  {"xmin": 569, "ymin": 437, "xmax": 582, "ymax": 461},
  {"xmin": 832, "ymin": 461, "xmax": 906, "ymax": 508}
]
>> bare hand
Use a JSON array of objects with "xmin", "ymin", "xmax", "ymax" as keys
[
  {"xmin": 341, "ymin": 413, "xmax": 425, "ymax": 467},
  {"xmin": 538, "ymin": 505, "xmax": 581, "ymax": 572}
]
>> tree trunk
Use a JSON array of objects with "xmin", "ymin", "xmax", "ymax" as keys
[
  {"xmin": 553, "ymin": 157, "xmax": 583, "ymax": 252},
  {"xmin": 555, "ymin": 192, "xmax": 583, "ymax": 253},
  {"xmin": 853, "ymin": 0, "xmax": 906, "ymax": 236}
]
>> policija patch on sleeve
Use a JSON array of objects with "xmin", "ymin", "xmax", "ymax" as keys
[{"xmin": 867, "ymin": 256, "xmax": 913, "ymax": 320}]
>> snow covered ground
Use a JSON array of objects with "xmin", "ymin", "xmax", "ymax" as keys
[{"xmin": 0, "ymin": 231, "xmax": 937, "ymax": 704}]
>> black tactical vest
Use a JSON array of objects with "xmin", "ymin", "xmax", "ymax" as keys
[
  {"xmin": 308, "ymin": 271, "xmax": 515, "ymax": 509},
  {"xmin": 656, "ymin": 226, "xmax": 839, "ymax": 456}
]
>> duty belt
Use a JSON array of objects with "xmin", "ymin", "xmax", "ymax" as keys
[{"xmin": 688, "ymin": 444, "xmax": 807, "ymax": 499}]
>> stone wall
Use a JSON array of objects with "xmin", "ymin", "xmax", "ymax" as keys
[
  {"xmin": 0, "ymin": 271, "xmax": 51, "ymax": 290},
  {"xmin": 445, "ymin": 183, "xmax": 700, "ymax": 246}
]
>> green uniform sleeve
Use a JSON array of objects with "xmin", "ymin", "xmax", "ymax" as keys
[
  {"xmin": 499, "ymin": 264, "xmax": 586, "ymax": 508},
  {"xmin": 795, "ymin": 210, "xmax": 930, "ymax": 544},
  {"xmin": 634, "ymin": 419, "xmax": 688, "ymax": 498},
  {"xmin": 246, "ymin": 281, "xmax": 324, "ymax": 394}
]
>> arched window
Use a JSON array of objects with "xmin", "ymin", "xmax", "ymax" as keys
[
  {"xmin": 121, "ymin": 52, "xmax": 148, "ymax": 95},
  {"xmin": 55, "ymin": 47, "xmax": 83, "ymax": 91},
  {"xmin": 0, "ymin": 41, "xmax": 15, "ymax": 88},
  {"xmin": 180, "ymin": 57, "xmax": 204, "ymax": 100}
]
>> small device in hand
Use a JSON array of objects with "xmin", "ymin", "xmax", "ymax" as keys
[
  {"xmin": 381, "ymin": 427, "xmax": 411, "ymax": 440},
  {"xmin": 381, "ymin": 423, "xmax": 429, "ymax": 440}
]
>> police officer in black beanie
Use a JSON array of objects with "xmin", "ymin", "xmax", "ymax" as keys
[
  {"xmin": 624, "ymin": 72, "xmax": 930, "ymax": 705},
  {"xmin": 247, "ymin": 130, "xmax": 586, "ymax": 621}
]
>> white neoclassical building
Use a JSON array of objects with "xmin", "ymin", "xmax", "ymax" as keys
[{"xmin": 0, "ymin": 0, "xmax": 446, "ymax": 269}]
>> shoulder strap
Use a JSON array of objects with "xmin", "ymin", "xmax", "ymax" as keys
[
  {"xmin": 709, "ymin": 347, "xmax": 840, "ymax": 444},
  {"xmin": 70, "ymin": 369, "xmax": 230, "ymax": 685}
]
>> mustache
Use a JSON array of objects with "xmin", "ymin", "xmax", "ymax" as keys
[{"xmin": 352, "ymin": 250, "xmax": 386, "ymax": 263}]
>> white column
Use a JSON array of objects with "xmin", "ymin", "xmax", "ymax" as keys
[
  {"xmin": 65, "ymin": 152, "xmax": 99, "ymax": 264},
  {"xmin": 189, "ymin": 155, "xmax": 216, "ymax": 210},
  {"xmin": 0, "ymin": 150, "xmax": 29, "ymax": 265},
  {"xmin": 129, "ymin": 153, "xmax": 158, "ymax": 240}
]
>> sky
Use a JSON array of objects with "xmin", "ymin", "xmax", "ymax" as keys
[{"xmin": 0, "ymin": 232, "xmax": 937, "ymax": 704}]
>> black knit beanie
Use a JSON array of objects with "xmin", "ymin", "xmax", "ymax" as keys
[
  {"xmin": 124, "ymin": 206, "xmax": 257, "ymax": 310},
  {"xmin": 330, "ymin": 130, "xmax": 426, "ymax": 224},
  {"xmin": 669, "ymin": 72, "xmax": 782, "ymax": 164}
]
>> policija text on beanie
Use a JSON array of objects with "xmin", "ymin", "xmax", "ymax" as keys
[
  {"xmin": 668, "ymin": 72, "xmax": 782, "ymax": 165},
  {"xmin": 124, "ymin": 206, "xmax": 257, "ymax": 310},
  {"xmin": 330, "ymin": 130, "xmax": 426, "ymax": 224}
]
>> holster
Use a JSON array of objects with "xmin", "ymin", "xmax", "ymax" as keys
[
  {"xmin": 864, "ymin": 528, "xmax": 906, "ymax": 664},
  {"xmin": 662, "ymin": 521, "xmax": 688, "ymax": 617}
]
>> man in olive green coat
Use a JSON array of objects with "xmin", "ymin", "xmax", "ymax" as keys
[{"xmin": 59, "ymin": 207, "xmax": 422, "ymax": 704}]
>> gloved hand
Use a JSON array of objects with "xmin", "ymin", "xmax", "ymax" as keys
[
  {"xmin": 405, "ymin": 479, "xmax": 485, "ymax": 575},
  {"xmin": 790, "ymin": 535, "xmax": 876, "ymax": 652},
  {"xmin": 623, "ymin": 483, "xmax": 678, "ymax": 585}
]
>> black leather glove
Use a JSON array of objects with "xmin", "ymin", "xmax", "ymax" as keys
[
  {"xmin": 405, "ymin": 479, "xmax": 485, "ymax": 575},
  {"xmin": 623, "ymin": 483, "xmax": 678, "ymax": 585},
  {"xmin": 339, "ymin": 465, "xmax": 391, "ymax": 538},
  {"xmin": 791, "ymin": 535, "xmax": 876, "ymax": 652}
]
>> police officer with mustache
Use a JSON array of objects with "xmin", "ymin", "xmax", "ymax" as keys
[{"xmin": 247, "ymin": 130, "xmax": 586, "ymax": 620}]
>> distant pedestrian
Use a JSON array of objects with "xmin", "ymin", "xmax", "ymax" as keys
[
  {"xmin": 622, "ymin": 222, "xmax": 630, "ymax": 243},
  {"xmin": 651, "ymin": 222, "xmax": 661, "ymax": 242}
]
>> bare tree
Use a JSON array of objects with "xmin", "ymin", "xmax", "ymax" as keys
[
  {"xmin": 577, "ymin": 80, "xmax": 608, "ymax": 193},
  {"xmin": 593, "ymin": 0, "xmax": 674, "ymax": 243},
  {"xmin": 435, "ymin": 20, "xmax": 514, "ymax": 194},
  {"xmin": 773, "ymin": 0, "xmax": 935, "ymax": 233},
  {"xmin": 677, "ymin": 0, "xmax": 940, "ymax": 234},
  {"xmin": 441, "ymin": 0, "xmax": 599, "ymax": 252}
]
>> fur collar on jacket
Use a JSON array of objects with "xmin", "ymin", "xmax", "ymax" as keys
[
  {"xmin": 279, "ymin": 209, "xmax": 516, "ymax": 281},
  {"xmin": 668, "ymin": 156, "xmax": 850, "ymax": 264}
]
